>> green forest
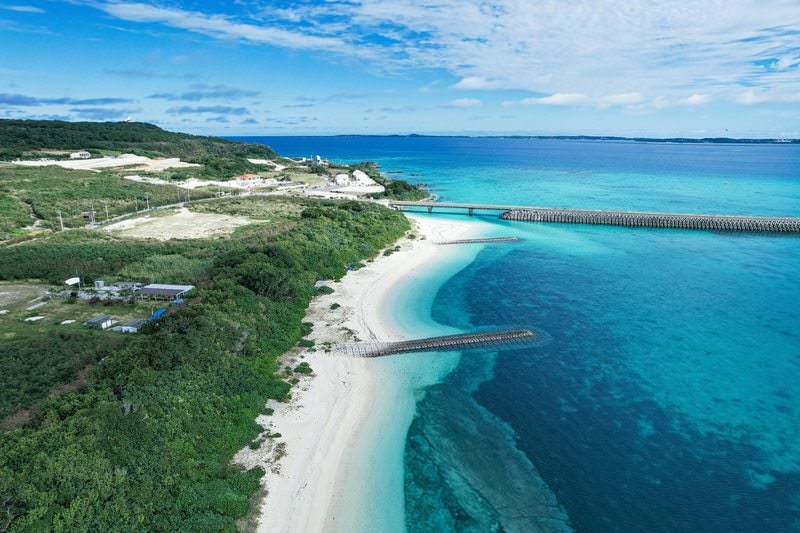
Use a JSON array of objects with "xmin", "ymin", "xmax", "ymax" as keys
[
  {"xmin": 0, "ymin": 120, "xmax": 279, "ymax": 162},
  {"xmin": 0, "ymin": 198, "xmax": 409, "ymax": 531}
]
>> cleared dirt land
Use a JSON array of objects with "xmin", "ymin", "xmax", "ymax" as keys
[
  {"xmin": 0, "ymin": 283, "xmax": 48, "ymax": 308},
  {"xmin": 104, "ymin": 207, "xmax": 252, "ymax": 240}
]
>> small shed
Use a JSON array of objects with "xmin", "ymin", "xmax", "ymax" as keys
[
  {"xmin": 85, "ymin": 315, "xmax": 114, "ymax": 329},
  {"xmin": 113, "ymin": 319, "xmax": 145, "ymax": 333},
  {"xmin": 137, "ymin": 284, "xmax": 195, "ymax": 301}
]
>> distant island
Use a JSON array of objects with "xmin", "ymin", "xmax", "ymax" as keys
[{"xmin": 332, "ymin": 133, "xmax": 799, "ymax": 144}]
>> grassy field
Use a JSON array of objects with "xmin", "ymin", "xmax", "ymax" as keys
[
  {"xmin": 0, "ymin": 190, "xmax": 32, "ymax": 237},
  {"xmin": 274, "ymin": 166, "xmax": 327, "ymax": 186},
  {"xmin": 0, "ymin": 165, "xmax": 214, "ymax": 239},
  {"xmin": 188, "ymin": 196, "xmax": 305, "ymax": 220},
  {"xmin": 0, "ymin": 290, "xmax": 151, "ymax": 330}
]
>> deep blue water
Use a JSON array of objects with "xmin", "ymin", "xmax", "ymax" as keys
[{"xmin": 237, "ymin": 136, "xmax": 800, "ymax": 532}]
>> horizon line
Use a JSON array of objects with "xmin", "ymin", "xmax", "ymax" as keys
[{"xmin": 223, "ymin": 133, "xmax": 800, "ymax": 144}]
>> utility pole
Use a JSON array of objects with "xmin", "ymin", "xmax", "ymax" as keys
[
  {"xmin": 145, "ymin": 193, "xmax": 150, "ymax": 210},
  {"xmin": 135, "ymin": 198, "xmax": 139, "ymax": 212},
  {"xmin": 58, "ymin": 210, "xmax": 64, "ymax": 231},
  {"xmin": 90, "ymin": 200, "xmax": 95, "ymax": 224},
  {"xmin": 103, "ymin": 201, "xmax": 110, "ymax": 222}
]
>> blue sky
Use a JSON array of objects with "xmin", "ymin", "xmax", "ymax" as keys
[{"xmin": 1, "ymin": 1, "xmax": 800, "ymax": 137}]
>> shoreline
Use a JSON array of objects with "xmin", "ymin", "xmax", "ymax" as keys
[{"xmin": 235, "ymin": 213, "xmax": 493, "ymax": 532}]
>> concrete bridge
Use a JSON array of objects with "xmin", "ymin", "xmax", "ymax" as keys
[{"xmin": 388, "ymin": 201, "xmax": 800, "ymax": 233}]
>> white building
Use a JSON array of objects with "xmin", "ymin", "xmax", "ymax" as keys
[{"xmin": 70, "ymin": 151, "xmax": 91, "ymax": 160}]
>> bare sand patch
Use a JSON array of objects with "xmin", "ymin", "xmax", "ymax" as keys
[
  {"xmin": 104, "ymin": 207, "xmax": 252, "ymax": 240},
  {"xmin": 14, "ymin": 154, "xmax": 200, "ymax": 173},
  {"xmin": 124, "ymin": 174, "xmax": 278, "ymax": 190}
]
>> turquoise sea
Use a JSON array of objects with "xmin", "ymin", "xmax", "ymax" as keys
[{"xmin": 236, "ymin": 137, "xmax": 800, "ymax": 532}]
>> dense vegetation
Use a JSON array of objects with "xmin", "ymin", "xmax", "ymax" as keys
[
  {"xmin": 0, "ymin": 330, "xmax": 128, "ymax": 422},
  {"xmin": 0, "ymin": 198, "xmax": 409, "ymax": 531},
  {"xmin": 0, "ymin": 120, "xmax": 279, "ymax": 162}
]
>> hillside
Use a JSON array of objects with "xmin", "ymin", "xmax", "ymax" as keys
[
  {"xmin": 0, "ymin": 120, "xmax": 427, "ymax": 241},
  {"xmin": 0, "ymin": 119, "xmax": 279, "ymax": 162}
]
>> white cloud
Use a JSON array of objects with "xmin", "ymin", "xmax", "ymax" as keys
[
  {"xmin": 774, "ymin": 55, "xmax": 799, "ymax": 71},
  {"xmin": 735, "ymin": 89, "xmax": 800, "ymax": 105},
  {"xmin": 452, "ymin": 77, "xmax": 506, "ymax": 90},
  {"xmin": 93, "ymin": 2, "xmax": 348, "ymax": 52},
  {"xmin": 447, "ymin": 97, "xmax": 482, "ymax": 108},
  {"xmin": 90, "ymin": 0, "xmax": 800, "ymax": 107},
  {"xmin": 651, "ymin": 96, "xmax": 671, "ymax": 110},
  {"xmin": 683, "ymin": 94, "xmax": 712, "ymax": 106},
  {"xmin": 2, "ymin": 5, "xmax": 45, "ymax": 14},
  {"xmin": 521, "ymin": 93, "xmax": 588, "ymax": 105},
  {"xmin": 601, "ymin": 92, "xmax": 645, "ymax": 107}
]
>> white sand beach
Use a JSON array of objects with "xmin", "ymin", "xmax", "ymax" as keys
[{"xmin": 234, "ymin": 214, "xmax": 493, "ymax": 532}]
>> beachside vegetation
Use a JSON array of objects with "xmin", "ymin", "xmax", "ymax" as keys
[
  {"xmin": 0, "ymin": 197, "xmax": 409, "ymax": 531},
  {"xmin": 293, "ymin": 362, "xmax": 313, "ymax": 374}
]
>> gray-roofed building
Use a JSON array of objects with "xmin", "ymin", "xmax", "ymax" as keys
[
  {"xmin": 84, "ymin": 315, "xmax": 114, "ymax": 329},
  {"xmin": 136, "ymin": 284, "xmax": 195, "ymax": 301},
  {"xmin": 112, "ymin": 319, "xmax": 145, "ymax": 333}
]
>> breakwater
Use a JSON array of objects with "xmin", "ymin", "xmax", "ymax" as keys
[
  {"xmin": 436, "ymin": 237, "xmax": 521, "ymax": 245},
  {"xmin": 500, "ymin": 208, "xmax": 800, "ymax": 232},
  {"xmin": 337, "ymin": 329, "xmax": 535, "ymax": 358},
  {"xmin": 389, "ymin": 201, "xmax": 800, "ymax": 233}
]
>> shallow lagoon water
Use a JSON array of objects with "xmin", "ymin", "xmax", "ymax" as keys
[{"xmin": 245, "ymin": 137, "xmax": 800, "ymax": 532}]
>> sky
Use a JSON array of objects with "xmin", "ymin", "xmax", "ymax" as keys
[{"xmin": 1, "ymin": 1, "xmax": 800, "ymax": 137}]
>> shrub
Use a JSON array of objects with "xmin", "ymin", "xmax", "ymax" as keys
[{"xmin": 293, "ymin": 362, "xmax": 313, "ymax": 374}]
